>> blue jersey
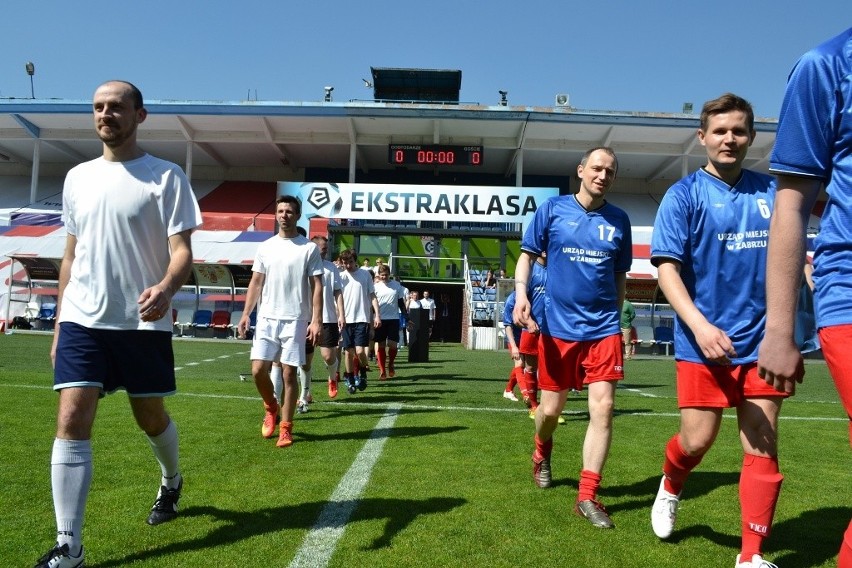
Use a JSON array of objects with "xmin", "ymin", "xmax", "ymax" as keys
[
  {"xmin": 770, "ymin": 27, "xmax": 852, "ymax": 329},
  {"xmin": 522, "ymin": 195, "xmax": 632, "ymax": 341},
  {"xmin": 651, "ymin": 168, "xmax": 775, "ymax": 364},
  {"xmin": 529, "ymin": 260, "xmax": 548, "ymax": 325},
  {"xmin": 502, "ymin": 291, "xmax": 522, "ymax": 345}
]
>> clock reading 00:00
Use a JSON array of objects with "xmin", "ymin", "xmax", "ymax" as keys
[{"xmin": 388, "ymin": 145, "xmax": 483, "ymax": 166}]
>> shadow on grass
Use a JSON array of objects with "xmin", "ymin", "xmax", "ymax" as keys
[
  {"xmin": 89, "ymin": 496, "xmax": 467, "ymax": 567},
  {"xmin": 599, "ymin": 473, "xmax": 848, "ymax": 567},
  {"xmin": 295, "ymin": 424, "xmax": 468, "ymax": 443}
]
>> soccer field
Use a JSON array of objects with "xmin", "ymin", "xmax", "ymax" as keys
[{"xmin": 2, "ymin": 333, "xmax": 848, "ymax": 567}]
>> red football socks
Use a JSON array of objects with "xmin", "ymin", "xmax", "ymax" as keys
[
  {"xmin": 662, "ymin": 434, "xmax": 704, "ymax": 495},
  {"xmin": 739, "ymin": 453, "xmax": 783, "ymax": 560},
  {"xmin": 578, "ymin": 469, "xmax": 602, "ymax": 503}
]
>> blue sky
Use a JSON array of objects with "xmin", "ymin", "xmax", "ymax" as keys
[{"xmin": 2, "ymin": 1, "xmax": 848, "ymax": 118}]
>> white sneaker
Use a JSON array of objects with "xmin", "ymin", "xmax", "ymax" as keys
[
  {"xmin": 651, "ymin": 475, "xmax": 680, "ymax": 539},
  {"xmin": 502, "ymin": 390, "xmax": 519, "ymax": 402},
  {"xmin": 296, "ymin": 400, "xmax": 309, "ymax": 414},
  {"xmin": 735, "ymin": 554, "xmax": 779, "ymax": 568}
]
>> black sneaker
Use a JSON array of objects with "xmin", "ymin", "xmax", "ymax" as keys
[
  {"xmin": 346, "ymin": 374, "xmax": 357, "ymax": 395},
  {"xmin": 147, "ymin": 476, "xmax": 183, "ymax": 526},
  {"xmin": 33, "ymin": 543, "xmax": 84, "ymax": 568},
  {"xmin": 357, "ymin": 368, "xmax": 368, "ymax": 391}
]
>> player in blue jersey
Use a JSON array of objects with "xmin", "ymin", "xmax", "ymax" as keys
[
  {"xmin": 649, "ymin": 94, "xmax": 784, "ymax": 568},
  {"xmin": 518, "ymin": 253, "xmax": 548, "ymax": 418},
  {"xmin": 514, "ymin": 146, "xmax": 632, "ymax": 529},
  {"xmin": 502, "ymin": 291, "xmax": 523, "ymax": 402},
  {"xmin": 758, "ymin": 28, "xmax": 852, "ymax": 568}
]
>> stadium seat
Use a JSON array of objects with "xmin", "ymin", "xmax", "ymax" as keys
[
  {"xmin": 174, "ymin": 309, "xmax": 194, "ymax": 336},
  {"xmin": 653, "ymin": 326, "xmax": 674, "ymax": 356},
  {"xmin": 211, "ymin": 310, "xmax": 231, "ymax": 338},
  {"xmin": 229, "ymin": 311, "xmax": 243, "ymax": 338},
  {"xmin": 38, "ymin": 303, "xmax": 57, "ymax": 330},
  {"xmin": 191, "ymin": 309, "xmax": 214, "ymax": 337}
]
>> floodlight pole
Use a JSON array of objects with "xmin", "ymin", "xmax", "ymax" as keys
[{"xmin": 25, "ymin": 62, "xmax": 35, "ymax": 99}]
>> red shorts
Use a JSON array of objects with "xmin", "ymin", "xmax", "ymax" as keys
[
  {"xmin": 519, "ymin": 330, "xmax": 539, "ymax": 356},
  {"xmin": 817, "ymin": 325, "xmax": 852, "ymax": 445},
  {"xmin": 676, "ymin": 361, "xmax": 789, "ymax": 408},
  {"xmin": 537, "ymin": 333, "xmax": 623, "ymax": 392}
]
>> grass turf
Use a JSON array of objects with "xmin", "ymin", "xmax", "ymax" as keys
[{"xmin": 1, "ymin": 332, "xmax": 848, "ymax": 567}]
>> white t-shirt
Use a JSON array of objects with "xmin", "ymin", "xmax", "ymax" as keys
[
  {"xmin": 320, "ymin": 259, "xmax": 343, "ymax": 324},
  {"xmin": 374, "ymin": 280, "xmax": 405, "ymax": 321},
  {"xmin": 420, "ymin": 297, "xmax": 436, "ymax": 321},
  {"xmin": 340, "ymin": 268, "xmax": 375, "ymax": 323},
  {"xmin": 252, "ymin": 235, "xmax": 323, "ymax": 321},
  {"xmin": 59, "ymin": 154, "xmax": 202, "ymax": 331}
]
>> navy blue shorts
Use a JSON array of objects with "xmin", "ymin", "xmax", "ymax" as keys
[
  {"xmin": 374, "ymin": 320, "xmax": 400, "ymax": 343},
  {"xmin": 342, "ymin": 322, "xmax": 371, "ymax": 349},
  {"xmin": 54, "ymin": 322, "xmax": 176, "ymax": 397},
  {"xmin": 318, "ymin": 322, "xmax": 341, "ymax": 348}
]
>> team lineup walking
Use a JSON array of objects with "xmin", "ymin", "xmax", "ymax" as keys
[{"xmin": 24, "ymin": 26, "xmax": 852, "ymax": 568}]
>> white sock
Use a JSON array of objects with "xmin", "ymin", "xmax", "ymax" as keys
[
  {"xmin": 300, "ymin": 367, "xmax": 312, "ymax": 399},
  {"xmin": 326, "ymin": 357, "xmax": 339, "ymax": 381},
  {"xmin": 270, "ymin": 365, "xmax": 283, "ymax": 404},
  {"xmin": 146, "ymin": 420, "xmax": 180, "ymax": 489},
  {"xmin": 51, "ymin": 438, "xmax": 92, "ymax": 557}
]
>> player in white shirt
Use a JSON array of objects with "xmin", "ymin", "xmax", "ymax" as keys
[
  {"xmin": 238, "ymin": 196, "xmax": 323, "ymax": 448},
  {"xmin": 300, "ymin": 236, "xmax": 345, "ymax": 402},
  {"xmin": 338, "ymin": 250, "xmax": 381, "ymax": 394},
  {"xmin": 373, "ymin": 265, "xmax": 408, "ymax": 379}
]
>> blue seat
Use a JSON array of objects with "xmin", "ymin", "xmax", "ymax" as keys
[
  {"xmin": 485, "ymin": 288, "xmax": 497, "ymax": 300},
  {"xmin": 191, "ymin": 309, "xmax": 213, "ymax": 336},
  {"xmin": 653, "ymin": 326, "xmax": 674, "ymax": 356}
]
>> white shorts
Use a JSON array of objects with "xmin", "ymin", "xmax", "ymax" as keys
[{"xmin": 250, "ymin": 317, "xmax": 308, "ymax": 367}]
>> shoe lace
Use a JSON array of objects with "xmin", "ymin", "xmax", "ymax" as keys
[
  {"xmin": 152, "ymin": 486, "xmax": 179, "ymax": 512},
  {"xmin": 37, "ymin": 543, "xmax": 69, "ymax": 563}
]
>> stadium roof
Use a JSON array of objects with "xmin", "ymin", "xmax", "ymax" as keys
[{"xmin": 0, "ymin": 97, "xmax": 778, "ymax": 185}]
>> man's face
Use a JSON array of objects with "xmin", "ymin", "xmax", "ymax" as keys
[
  {"xmin": 315, "ymin": 239, "xmax": 328, "ymax": 259},
  {"xmin": 577, "ymin": 150, "xmax": 617, "ymax": 201},
  {"xmin": 423, "ymin": 291, "xmax": 430, "ymax": 299},
  {"xmin": 343, "ymin": 258, "xmax": 358, "ymax": 273},
  {"xmin": 276, "ymin": 202, "xmax": 300, "ymax": 232},
  {"xmin": 698, "ymin": 110, "xmax": 754, "ymax": 175},
  {"xmin": 93, "ymin": 82, "xmax": 146, "ymax": 148}
]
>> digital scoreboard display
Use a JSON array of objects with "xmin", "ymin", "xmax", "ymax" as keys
[{"xmin": 388, "ymin": 144, "xmax": 483, "ymax": 166}]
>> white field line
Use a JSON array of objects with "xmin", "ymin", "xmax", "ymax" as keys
[
  {"xmin": 288, "ymin": 405, "xmax": 401, "ymax": 568},
  {"xmin": 0, "ymin": 383, "xmax": 845, "ymax": 421}
]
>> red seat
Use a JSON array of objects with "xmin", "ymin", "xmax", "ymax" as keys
[{"xmin": 212, "ymin": 310, "xmax": 231, "ymax": 338}]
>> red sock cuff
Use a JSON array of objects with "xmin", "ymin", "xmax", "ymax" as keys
[
  {"xmin": 534, "ymin": 435, "xmax": 553, "ymax": 457},
  {"xmin": 663, "ymin": 434, "xmax": 704, "ymax": 494},
  {"xmin": 578, "ymin": 469, "xmax": 602, "ymax": 502}
]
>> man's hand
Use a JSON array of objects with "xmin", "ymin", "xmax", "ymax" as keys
[{"xmin": 758, "ymin": 333, "xmax": 805, "ymax": 395}]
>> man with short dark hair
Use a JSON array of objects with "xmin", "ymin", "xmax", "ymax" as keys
[
  {"xmin": 514, "ymin": 146, "xmax": 631, "ymax": 530},
  {"xmin": 238, "ymin": 195, "xmax": 323, "ymax": 448},
  {"xmin": 650, "ymin": 94, "xmax": 783, "ymax": 568}
]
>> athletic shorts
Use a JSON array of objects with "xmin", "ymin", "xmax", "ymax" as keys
[
  {"xmin": 250, "ymin": 317, "xmax": 308, "ymax": 367},
  {"xmin": 675, "ymin": 360, "xmax": 789, "ymax": 409},
  {"xmin": 342, "ymin": 322, "xmax": 371, "ymax": 349},
  {"xmin": 318, "ymin": 322, "xmax": 341, "ymax": 349},
  {"xmin": 374, "ymin": 319, "xmax": 400, "ymax": 343},
  {"xmin": 537, "ymin": 332, "xmax": 623, "ymax": 392},
  {"xmin": 519, "ymin": 330, "xmax": 539, "ymax": 356},
  {"xmin": 818, "ymin": 325, "xmax": 852, "ymax": 445},
  {"xmin": 54, "ymin": 321, "xmax": 176, "ymax": 397}
]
